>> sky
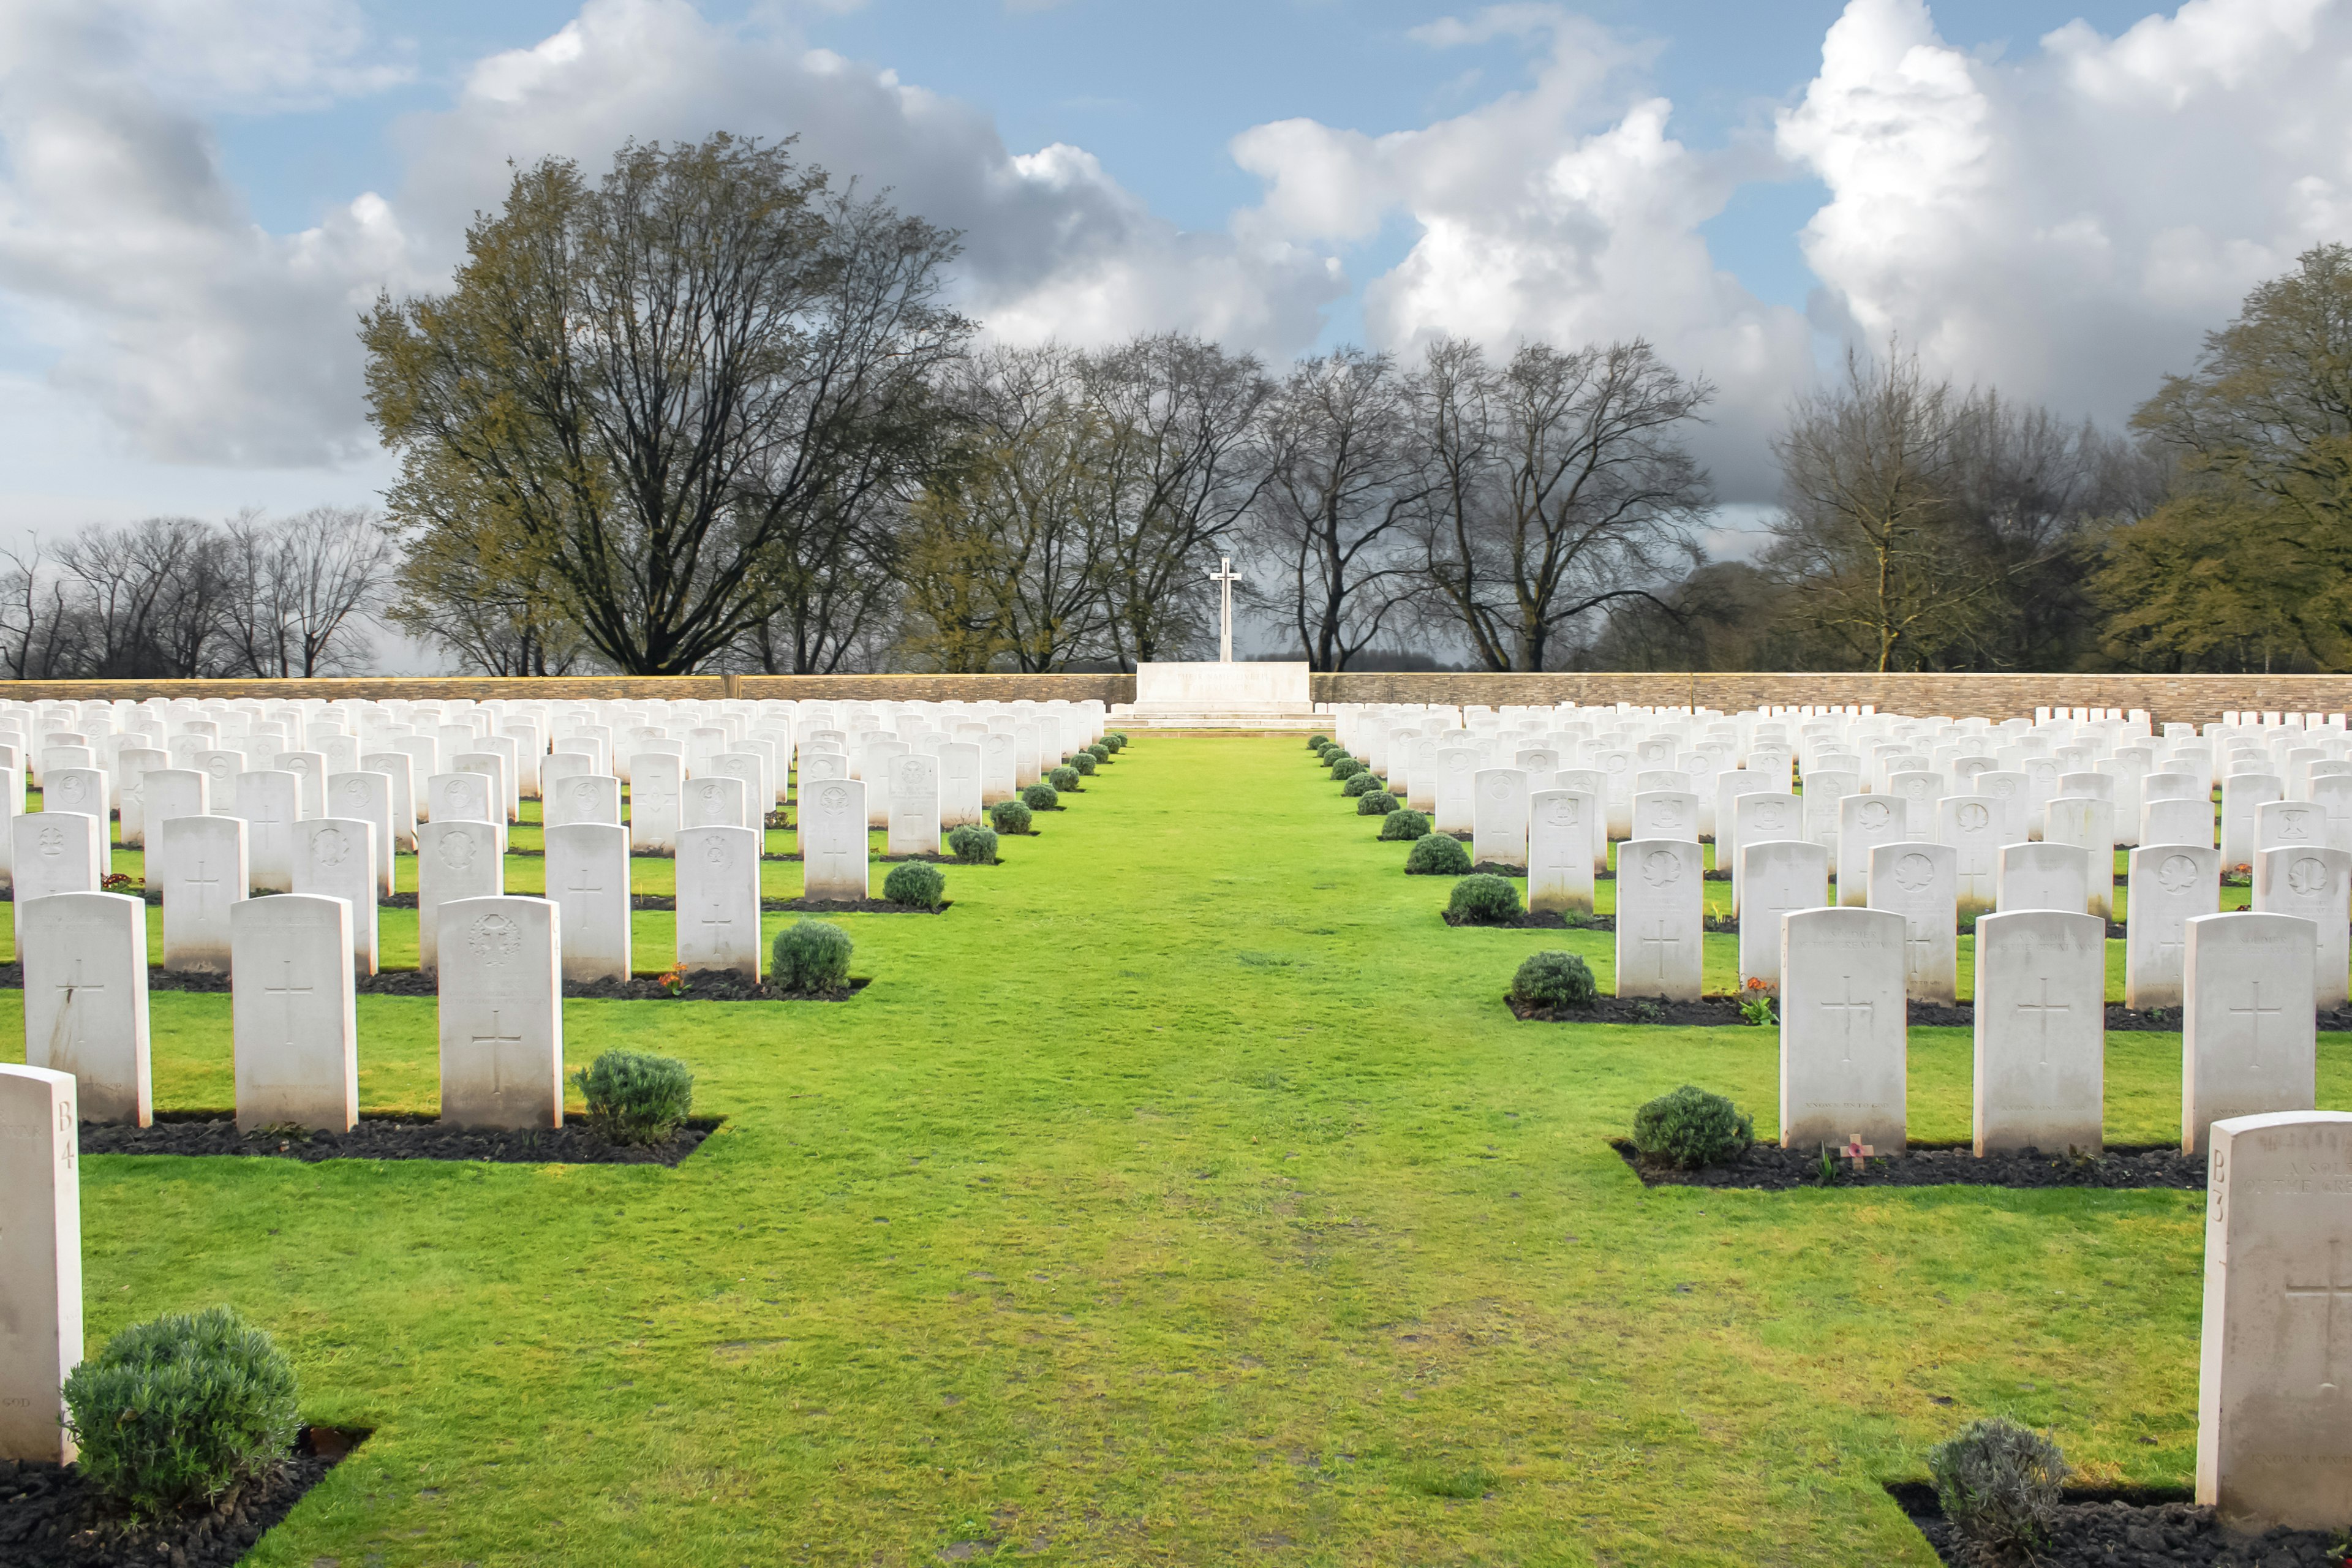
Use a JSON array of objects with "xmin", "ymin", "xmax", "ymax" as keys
[{"xmin": 1, "ymin": 0, "xmax": 2345, "ymax": 561}]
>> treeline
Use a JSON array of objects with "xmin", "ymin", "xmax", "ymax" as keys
[{"xmin": 0, "ymin": 508, "xmax": 394, "ymax": 679}]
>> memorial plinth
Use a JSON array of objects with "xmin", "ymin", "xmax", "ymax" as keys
[{"xmin": 1115, "ymin": 662, "xmax": 1323, "ymax": 730}]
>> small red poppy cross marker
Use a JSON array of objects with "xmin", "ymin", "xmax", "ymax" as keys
[{"xmin": 1841, "ymin": 1133, "xmax": 1875, "ymax": 1169}]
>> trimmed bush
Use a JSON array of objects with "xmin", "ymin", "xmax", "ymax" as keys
[
  {"xmin": 1357, "ymin": 790, "xmax": 1400, "ymax": 816},
  {"xmin": 946, "ymin": 823, "xmax": 999, "ymax": 864},
  {"xmin": 1341, "ymin": 772, "xmax": 1379, "ymax": 797},
  {"xmin": 1022, "ymin": 782, "xmax": 1060, "ymax": 811},
  {"xmin": 575, "ymin": 1049, "xmax": 694, "ymax": 1145},
  {"xmin": 883, "ymin": 861, "xmax": 946, "ymax": 911},
  {"xmin": 1380, "ymin": 809, "xmax": 1432, "ymax": 841},
  {"xmin": 1512, "ymin": 950, "xmax": 1597, "ymax": 1009},
  {"xmin": 1404, "ymin": 832, "xmax": 1473, "ymax": 875},
  {"xmin": 1329, "ymin": 755, "xmax": 1366, "ymax": 782},
  {"xmin": 1047, "ymin": 764, "xmax": 1080, "ymax": 793},
  {"xmin": 62, "ymin": 1306, "xmax": 301, "ymax": 1520},
  {"xmin": 1448, "ymin": 873, "xmax": 1522, "ymax": 924},
  {"xmin": 773, "ymin": 919, "xmax": 854, "ymax": 992},
  {"xmin": 990, "ymin": 799, "xmax": 1033, "ymax": 834},
  {"xmin": 1085, "ymin": 743, "xmax": 1110, "ymax": 763},
  {"xmin": 1307, "ymin": 734, "xmax": 1329, "ymax": 749},
  {"xmin": 1928, "ymin": 1419, "xmax": 2068, "ymax": 1559},
  {"xmin": 1070, "ymin": 752, "xmax": 1096, "ymax": 775},
  {"xmin": 1104, "ymin": 732, "xmax": 1128, "ymax": 750},
  {"xmin": 1631, "ymin": 1085, "xmax": 1754, "ymax": 1169}
]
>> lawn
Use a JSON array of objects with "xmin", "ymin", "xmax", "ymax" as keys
[{"xmin": 6, "ymin": 735, "xmax": 2324, "ymax": 1566}]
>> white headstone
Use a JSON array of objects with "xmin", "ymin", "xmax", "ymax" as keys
[
  {"xmin": 2253, "ymin": 845, "xmax": 2352, "ymax": 1009},
  {"xmin": 233, "ymin": 769, "xmax": 299, "ymax": 892},
  {"xmin": 937, "ymin": 742, "xmax": 984, "ymax": 829},
  {"xmin": 888, "ymin": 753, "xmax": 942, "ymax": 857},
  {"xmin": 2222, "ymin": 773, "xmax": 2285, "ymax": 869},
  {"xmin": 799, "ymin": 777, "xmax": 869, "ymax": 902},
  {"xmin": 12, "ymin": 812, "xmax": 103, "ymax": 902},
  {"xmin": 676, "ymin": 824, "xmax": 761, "ymax": 981},
  {"xmin": 20, "ymin": 891, "xmax": 150, "ymax": 1125},
  {"xmin": 1434, "ymin": 747, "xmax": 1479, "ymax": 835},
  {"xmin": 2196, "ymin": 1110, "xmax": 2352, "ymax": 1528},
  {"xmin": 1937, "ymin": 795, "xmax": 2002, "ymax": 914},
  {"xmin": 1615, "ymin": 839, "xmax": 1704, "ymax": 1000},
  {"xmin": 1526, "ymin": 790, "xmax": 1597, "ymax": 916},
  {"xmin": 436, "ymin": 895, "xmax": 564, "ymax": 1130},
  {"xmin": 417, "ymin": 820, "xmax": 505, "ymax": 977},
  {"xmin": 230, "ymin": 894, "xmax": 358, "ymax": 1133},
  {"xmin": 361, "ymin": 752, "xmax": 417, "ymax": 853},
  {"xmin": 292, "ymin": 817, "xmax": 379, "ymax": 974},
  {"xmin": 2126, "ymin": 845, "xmax": 2222, "ymax": 1011},
  {"xmin": 429, "ymin": 769, "xmax": 496, "ymax": 827},
  {"xmin": 979, "ymin": 734, "xmax": 1017, "ymax": 806},
  {"xmin": 684, "ymin": 774, "xmax": 748, "ymax": 833},
  {"xmin": 628, "ymin": 752, "xmax": 682, "ymax": 854},
  {"xmin": 2183, "ymin": 913, "xmax": 2317, "ymax": 1156},
  {"xmin": 1629, "ymin": 789, "xmax": 1698, "ymax": 844},
  {"xmin": 1738, "ymin": 839, "xmax": 1828, "ymax": 992},
  {"xmin": 545, "ymin": 822, "xmax": 631, "ymax": 982},
  {"xmin": 329, "ymin": 771, "xmax": 396, "ymax": 897},
  {"xmin": 0, "ymin": 1064, "xmax": 79, "ymax": 1463},
  {"xmin": 1972, "ymin": 910, "xmax": 2107, "ymax": 1155},
  {"xmin": 1779, "ymin": 906, "xmax": 1907, "ymax": 1152},
  {"xmin": 1868, "ymin": 841, "xmax": 1958, "ymax": 1004},
  {"xmin": 2146, "ymin": 795, "xmax": 2217, "ymax": 850},
  {"xmin": 2044, "ymin": 795, "xmax": 2117, "ymax": 919},
  {"xmin": 1996, "ymin": 841, "xmax": 2093, "ymax": 916},
  {"xmin": 1836, "ymin": 793, "xmax": 1906, "ymax": 907},
  {"xmin": 158, "ymin": 814, "xmax": 247, "ymax": 974}
]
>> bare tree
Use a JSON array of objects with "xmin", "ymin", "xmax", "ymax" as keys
[
  {"xmin": 217, "ymin": 507, "xmax": 394, "ymax": 677},
  {"xmin": 0, "ymin": 543, "xmax": 90, "ymax": 678},
  {"xmin": 1251, "ymin": 349, "xmax": 1428, "ymax": 669},
  {"xmin": 55, "ymin": 517, "xmax": 230, "ymax": 676},
  {"xmin": 1082, "ymin": 334, "xmax": 1274, "ymax": 667},
  {"xmin": 1412, "ymin": 337, "xmax": 1713, "ymax": 670}
]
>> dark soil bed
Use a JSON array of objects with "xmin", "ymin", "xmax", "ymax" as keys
[
  {"xmin": 81, "ymin": 1114, "xmax": 722, "ymax": 1166},
  {"xmin": 563, "ymin": 975, "xmax": 869, "ymax": 1003},
  {"xmin": 1901, "ymin": 1000, "xmax": 2352, "ymax": 1033},
  {"xmin": 774, "ymin": 897, "xmax": 949, "ymax": 914},
  {"xmin": 624, "ymin": 894, "xmax": 898, "ymax": 912},
  {"xmin": 1885, "ymin": 1480, "xmax": 2340, "ymax": 1566},
  {"xmin": 1446, "ymin": 910, "xmax": 1572, "ymax": 929},
  {"xmin": 1508, "ymin": 993, "xmax": 1760, "ymax": 1026},
  {"xmin": 1613, "ymin": 1138, "xmax": 2205, "ymax": 1190},
  {"xmin": 0, "ymin": 1426, "xmax": 367, "ymax": 1568},
  {"xmin": 1468, "ymin": 861, "xmax": 1528, "ymax": 878}
]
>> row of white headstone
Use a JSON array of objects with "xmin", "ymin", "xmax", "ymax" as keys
[
  {"xmin": 0, "ymin": 692, "xmax": 1106, "ymax": 890},
  {"xmin": 15, "ymin": 886, "xmax": 588, "ymax": 1133}
]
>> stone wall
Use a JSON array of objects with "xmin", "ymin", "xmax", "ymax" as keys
[
  {"xmin": 0, "ymin": 672, "xmax": 1139, "ymax": 704},
  {"xmin": 1311, "ymin": 672, "xmax": 2352, "ymax": 726}
]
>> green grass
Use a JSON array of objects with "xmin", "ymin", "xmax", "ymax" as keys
[{"xmin": 5, "ymin": 737, "xmax": 2330, "ymax": 1564}]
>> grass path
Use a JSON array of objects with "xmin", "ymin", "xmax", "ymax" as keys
[{"xmin": 6, "ymin": 736, "xmax": 2328, "ymax": 1565}]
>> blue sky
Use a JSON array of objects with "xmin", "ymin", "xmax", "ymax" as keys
[{"xmin": 0, "ymin": 0, "xmax": 2340, "ymax": 535}]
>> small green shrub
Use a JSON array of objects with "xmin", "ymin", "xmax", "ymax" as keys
[
  {"xmin": 1512, "ymin": 951, "xmax": 1596, "ymax": 1009},
  {"xmin": 773, "ymin": 919, "xmax": 853, "ymax": 992},
  {"xmin": 1085, "ymin": 742, "xmax": 1110, "ymax": 762},
  {"xmin": 1631, "ymin": 1085, "xmax": 1754, "ymax": 1169},
  {"xmin": 574, "ymin": 1049, "xmax": 694, "ymax": 1144},
  {"xmin": 1928, "ymin": 1419, "xmax": 2068, "ymax": 1558},
  {"xmin": 1404, "ymin": 832, "xmax": 1473, "ymax": 875},
  {"xmin": 1047, "ymin": 764, "xmax": 1080, "ymax": 792},
  {"xmin": 1308, "ymin": 734, "xmax": 1329, "ymax": 749},
  {"xmin": 1070, "ymin": 752, "xmax": 1096, "ymax": 775},
  {"xmin": 1381, "ymin": 809, "xmax": 1432, "ymax": 841},
  {"xmin": 990, "ymin": 799, "xmax": 1033, "ymax": 834},
  {"xmin": 1104, "ymin": 732, "xmax": 1128, "ymax": 749},
  {"xmin": 62, "ymin": 1306, "xmax": 301, "ymax": 1519},
  {"xmin": 883, "ymin": 861, "xmax": 946, "ymax": 911},
  {"xmin": 946, "ymin": 823, "xmax": 999, "ymax": 864},
  {"xmin": 1449, "ymin": 873, "xmax": 1522, "ymax": 924},
  {"xmin": 1341, "ymin": 772, "xmax": 1379, "ymax": 797},
  {"xmin": 1329, "ymin": 756, "xmax": 1366, "ymax": 782},
  {"xmin": 1022, "ymin": 782, "xmax": 1060, "ymax": 811},
  {"xmin": 1357, "ymin": 790, "xmax": 1400, "ymax": 816}
]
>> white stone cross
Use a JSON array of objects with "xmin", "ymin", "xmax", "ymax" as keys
[
  {"xmin": 55, "ymin": 958, "xmax": 105, "ymax": 1049},
  {"xmin": 2232, "ymin": 980, "xmax": 2285, "ymax": 1069},
  {"xmin": 473, "ymin": 1010, "xmax": 526, "ymax": 1093},
  {"xmin": 265, "ymin": 959, "xmax": 313, "ymax": 1046},
  {"xmin": 2283, "ymin": 1238, "xmax": 2352, "ymax": 1393},
  {"xmin": 1821, "ymin": 977, "xmax": 1873, "ymax": 1066},
  {"xmin": 1640, "ymin": 919, "xmax": 1681, "ymax": 980},
  {"xmin": 2016, "ymin": 976, "xmax": 2072, "ymax": 1065},
  {"xmin": 1205, "ymin": 556, "xmax": 1241, "ymax": 664}
]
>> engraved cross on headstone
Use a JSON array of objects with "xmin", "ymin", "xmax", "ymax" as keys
[
  {"xmin": 264, "ymin": 958, "xmax": 312, "ymax": 1048},
  {"xmin": 1820, "ymin": 976, "xmax": 1872, "ymax": 1067},
  {"xmin": 55, "ymin": 956, "xmax": 105, "ymax": 1048},
  {"xmin": 473, "ymin": 1009, "xmax": 526, "ymax": 1095},
  {"xmin": 2230, "ymin": 979, "xmax": 2285, "ymax": 1070},
  {"xmin": 2283, "ymin": 1238, "xmax": 2352, "ymax": 1395},
  {"xmin": 2016, "ymin": 975, "xmax": 2072, "ymax": 1067},
  {"xmin": 1640, "ymin": 919, "xmax": 1681, "ymax": 981}
]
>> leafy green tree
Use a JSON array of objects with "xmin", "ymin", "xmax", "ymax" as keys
[
  {"xmin": 363, "ymin": 135, "xmax": 967, "ymax": 674},
  {"xmin": 2103, "ymin": 243, "xmax": 2352, "ymax": 669}
]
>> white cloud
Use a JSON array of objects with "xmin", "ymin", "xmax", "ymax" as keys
[
  {"xmin": 1230, "ymin": 4, "xmax": 1814, "ymax": 500},
  {"xmin": 1778, "ymin": 0, "xmax": 2352, "ymax": 426}
]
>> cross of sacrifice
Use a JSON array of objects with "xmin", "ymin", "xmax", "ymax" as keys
[
  {"xmin": 2284, "ymin": 1238, "xmax": 2352, "ymax": 1394},
  {"xmin": 265, "ymin": 959, "xmax": 313, "ymax": 1048},
  {"xmin": 1204, "ymin": 556, "xmax": 1242, "ymax": 664},
  {"xmin": 473, "ymin": 1009, "xmax": 527, "ymax": 1094},
  {"xmin": 2016, "ymin": 975, "xmax": 2072, "ymax": 1066},
  {"xmin": 53, "ymin": 956, "xmax": 106, "ymax": 1049},
  {"xmin": 1841, "ymin": 1133, "xmax": 1875, "ymax": 1169},
  {"xmin": 1820, "ymin": 977, "xmax": 1873, "ymax": 1067},
  {"xmin": 1640, "ymin": 920, "xmax": 1681, "ymax": 979},
  {"xmin": 2230, "ymin": 979, "xmax": 2284, "ymax": 1069}
]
